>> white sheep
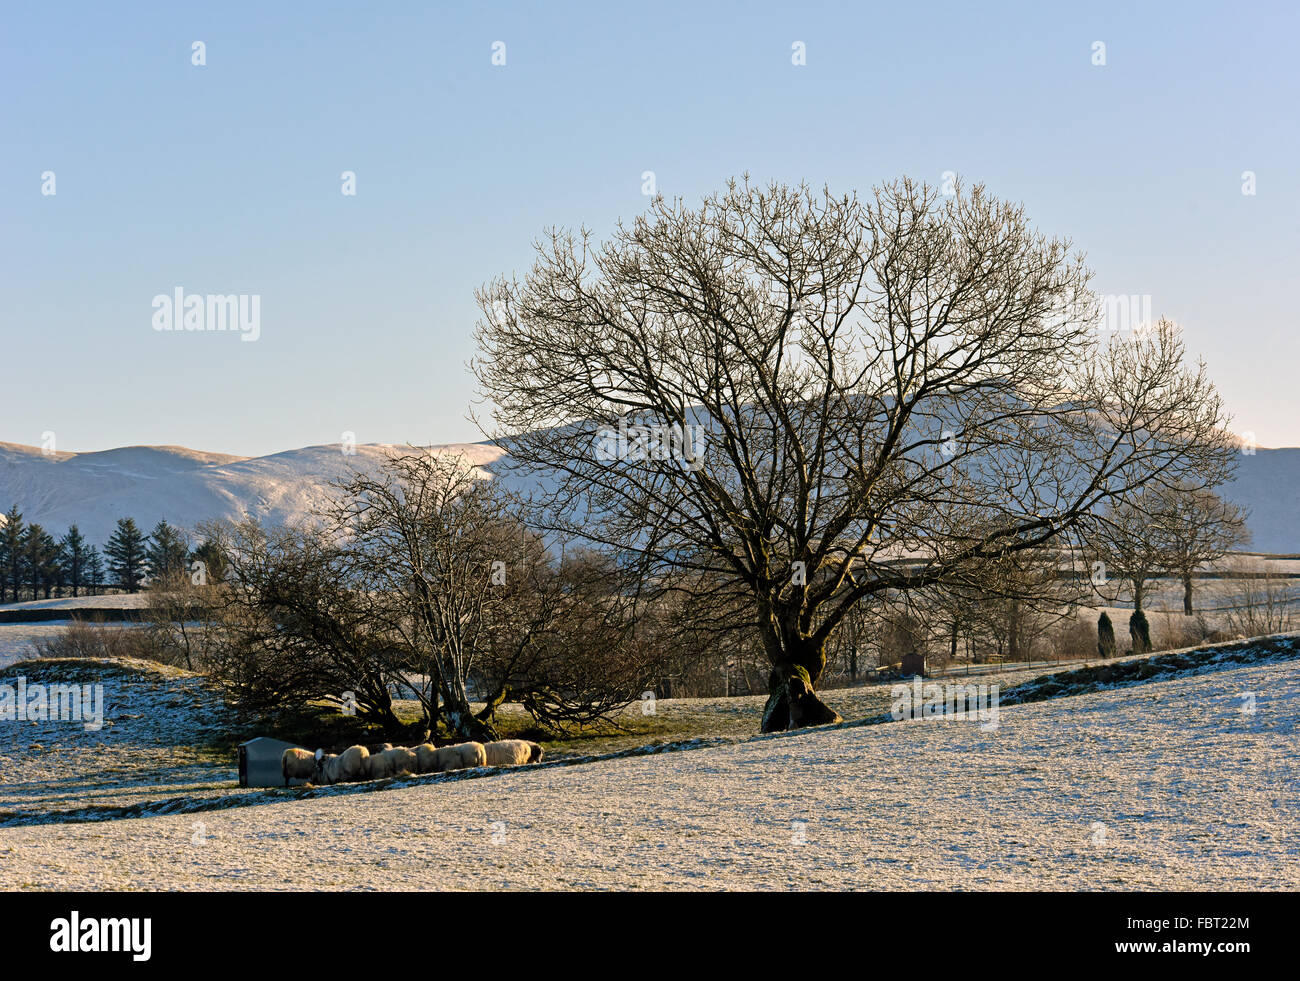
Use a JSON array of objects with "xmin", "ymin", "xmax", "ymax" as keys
[
  {"xmin": 281, "ymin": 747, "xmax": 316, "ymax": 786},
  {"xmin": 386, "ymin": 746, "xmax": 419, "ymax": 776},
  {"xmin": 363, "ymin": 745, "xmax": 418, "ymax": 780},
  {"xmin": 363, "ymin": 751, "xmax": 393, "ymax": 780},
  {"xmin": 413, "ymin": 743, "xmax": 441, "ymax": 774},
  {"xmin": 483, "ymin": 739, "xmax": 543, "ymax": 766},
  {"xmin": 415, "ymin": 741, "xmax": 486, "ymax": 773},
  {"xmin": 313, "ymin": 744, "xmax": 370, "ymax": 785}
]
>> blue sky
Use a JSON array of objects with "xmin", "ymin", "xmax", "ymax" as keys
[{"xmin": 3, "ymin": 0, "xmax": 1297, "ymax": 456}]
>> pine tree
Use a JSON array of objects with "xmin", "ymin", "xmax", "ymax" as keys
[
  {"xmin": 190, "ymin": 537, "xmax": 228, "ymax": 584},
  {"xmin": 61, "ymin": 525, "xmax": 90, "ymax": 597},
  {"xmin": 85, "ymin": 547, "xmax": 105, "ymax": 597},
  {"xmin": 24, "ymin": 524, "xmax": 61, "ymax": 600},
  {"xmin": 145, "ymin": 519, "xmax": 189, "ymax": 582},
  {"xmin": 104, "ymin": 518, "xmax": 148, "ymax": 593},
  {"xmin": 22, "ymin": 524, "xmax": 59, "ymax": 600},
  {"xmin": 49, "ymin": 534, "xmax": 68, "ymax": 597},
  {"xmin": 1097, "ymin": 611, "xmax": 1116, "ymax": 659},
  {"xmin": 1, "ymin": 506, "xmax": 23, "ymax": 603}
]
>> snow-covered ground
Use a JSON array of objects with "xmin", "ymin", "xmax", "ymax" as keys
[
  {"xmin": 0, "ymin": 623, "xmax": 81, "ymax": 669},
  {"xmin": 2, "ymin": 649, "xmax": 1295, "ymax": 890},
  {"xmin": 0, "ymin": 595, "xmax": 149, "ymax": 613}
]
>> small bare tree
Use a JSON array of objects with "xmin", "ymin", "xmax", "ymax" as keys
[
  {"xmin": 476, "ymin": 547, "xmax": 665, "ymax": 733},
  {"xmin": 1224, "ymin": 561, "xmax": 1296, "ymax": 637},
  {"xmin": 210, "ymin": 519, "xmax": 408, "ymax": 729},
  {"xmin": 1088, "ymin": 495, "xmax": 1170, "ymax": 614},
  {"xmin": 330, "ymin": 451, "xmax": 522, "ymax": 742},
  {"xmin": 1149, "ymin": 483, "xmax": 1250, "ymax": 615},
  {"xmin": 144, "ymin": 568, "xmax": 222, "ymax": 671}
]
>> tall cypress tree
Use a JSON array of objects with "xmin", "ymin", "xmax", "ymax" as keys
[
  {"xmin": 104, "ymin": 518, "xmax": 148, "ymax": 593},
  {"xmin": 1129, "ymin": 609, "xmax": 1152, "ymax": 655},
  {"xmin": 1097, "ymin": 611, "xmax": 1117, "ymax": 659}
]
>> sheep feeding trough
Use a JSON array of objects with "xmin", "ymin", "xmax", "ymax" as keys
[{"xmin": 239, "ymin": 737, "xmax": 310, "ymax": 788}]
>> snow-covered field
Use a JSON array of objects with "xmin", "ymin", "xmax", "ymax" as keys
[
  {"xmin": 0, "ymin": 623, "xmax": 81, "ymax": 670},
  {"xmin": 0, "ymin": 655, "xmax": 1136, "ymax": 820},
  {"xmin": 2, "ymin": 644, "xmax": 1296, "ymax": 890},
  {"xmin": 0, "ymin": 595, "xmax": 150, "ymax": 613}
]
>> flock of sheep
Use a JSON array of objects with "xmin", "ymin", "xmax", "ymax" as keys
[{"xmin": 281, "ymin": 738, "xmax": 544, "ymax": 786}]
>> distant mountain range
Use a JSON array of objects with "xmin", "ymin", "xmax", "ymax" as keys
[
  {"xmin": 0, "ymin": 438, "xmax": 1296, "ymax": 552},
  {"xmin": 0, "ymin": 440, "xmax": 506, "ymax": 547}
]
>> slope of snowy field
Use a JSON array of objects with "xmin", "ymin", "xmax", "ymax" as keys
[
  {"xmin": 1, "ymin": 437, "xmax": 1297, "ymax": 551},
  {"xmin": 0, "ymin": 653, "xmax": 1156, "ymax": 820},
  {"xmin": 2, "ymin": 652, "xmax": 1295, "ymax": 890}
]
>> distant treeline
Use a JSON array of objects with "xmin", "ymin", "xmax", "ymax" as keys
[{"xmin": 0, "ymin": 508, "xmax": 221, "ymax": 603}]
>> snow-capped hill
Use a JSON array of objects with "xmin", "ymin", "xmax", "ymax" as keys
[
  {"xmin": 65, "ymin": 445, "xmax": 248, "ymax": 470},
  {"xmin": 0, "ymin": 440, "xmax": 506, "ymax": 546},
  {"xmin": 1222, "ymin": 447, "xmax": 1300, "ymax": 555},
  {"xmin": 0, "ymin": 436, "xmax": 1294, "ymax": 552}
]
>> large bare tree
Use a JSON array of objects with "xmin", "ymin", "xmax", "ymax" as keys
[{"xmin": 473, "ymin": 177, "xmax": 1235, "ymax": 732}]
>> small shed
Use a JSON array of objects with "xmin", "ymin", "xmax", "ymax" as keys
[
  {"xmin": 239, "ymin": 736, "xmax": 308, "ymax": 788},
  {"xmin": 900, "ymin": 651, "xmax": 926, "ymax": 678}
]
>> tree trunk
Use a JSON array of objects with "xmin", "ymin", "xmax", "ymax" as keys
[
  {"xmin": 1182, "ymin": 574, "xmax": 1194, "ymax": 616},
  {"xmin": 760, "ymin": 637, "xmax": 843, "ymax": 734},
  {"xmin": 475, "ymin": 684, "xmax": 510, "ymax": 726},
  {"xmin": 441, "ymin": 677, "xmax": 500, "ymax": 742}
]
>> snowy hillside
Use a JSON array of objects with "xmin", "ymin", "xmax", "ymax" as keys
[
  {"xmin": 0, "ymin": 436, "xmax": 1295, "ymax": 551},
  {"xmin": 0, "ymin": 440, "xmax": 507, "ymax": 546}
]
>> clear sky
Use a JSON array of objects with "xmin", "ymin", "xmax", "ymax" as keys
[{"xmin": 3, "ymin": 1, "xmax": 1297, "ymax": 456}]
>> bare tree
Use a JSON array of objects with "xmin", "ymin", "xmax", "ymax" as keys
[
  {"xmin": 1224, "ymin": 562, "xmax": 1296, "ymax": 637},
  {"xmin": 144, "ymin": 567, "xmax": 221, "ymax": 671},
  {"xmin": 1150, "ymin": 483, "xmax": 1250, "ymax": 615},
  {"xmin": 329, "ymin": 451, "xmax": 522, "ymax": 742},
  {"xmin": 211, "ymin": 519, "xmax": 409, "ymax": 730},
  {"xmin": 477, "ymin": 548, "xmax": 666, "ymax": 732},
  {"xmin": 473, "ymin": 176, "xmax": 1235, "ymax": 731},
  {"xmin": 957, "ymin": 545, "xmax": 1077, "ymax": 662},
  {"xmin": 1088, "ymin": 495, "xmax": 1170, "ymax": 614}
]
